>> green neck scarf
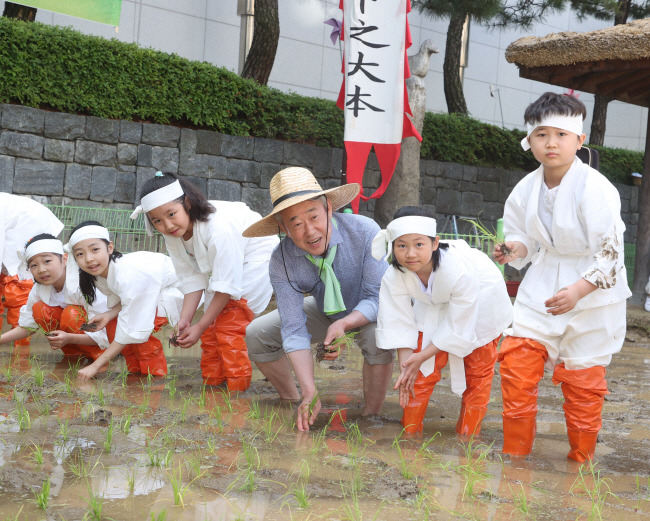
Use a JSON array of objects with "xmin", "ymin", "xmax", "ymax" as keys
[{"xmin": 306, "ymin": 243, "xmax": 346, "ymax": 315}]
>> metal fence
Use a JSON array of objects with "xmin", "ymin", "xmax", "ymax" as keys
[{"xmin": 46, "ymin": 205, "xmax": 166, "ymax": 254}]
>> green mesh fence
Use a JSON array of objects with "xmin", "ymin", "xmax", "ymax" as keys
[
  {"xmin": 438, "ymin": 233, "xmax": 495, "ymax": 257},
  {"xmin": 46, "ymin": 205, "xmax": 166, "ymax": 254},
  {"xmin": 624, "ymin": 243, "xmax": 636, "ymax": 289}
]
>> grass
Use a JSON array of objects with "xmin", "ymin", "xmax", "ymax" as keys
[
  {"xmin": 121, "ymin": 412, "xmax": 132, "ymax": 435},
  {"xmin": 63, "ymin": 371, "xmax": 74, "ymax": 397},
  {"xmin": 261, "ymin": 410, "xmax": 282, "ymax": 443},
  {"xmin": 67, "ymin": 450, "xmax": 99, "ymax": 479},
  {"xmin": 457, "ymin": 439, "xmax": 493, "ymax": 500},
  {"xmin": 169, "ymin": 462, "xmax": 192, "ymax": 507},
  {"xmin": 122, "ymin": 463, "xmax": 138, "ymax": 494},
  {"xmin": 93, "ymin": 382, "xmax": 106, "ymax": 406},
  {"xmin": 571, "ymin": 461, "xmax": 618, "ymax": 520},
  {"xmin": 103, "ymin": 417, "xmax": 115, "ymax": 452},
  {"xmin": 248, "ymin": 399, "xmax": 261, "ymax": 420},
  {"xmin": 115, "ymin": 364, "xmax": 129, "ymax": 388},
  {"xmin": 146, "ymin": 447, "xmax": 173, "ymax": 467},
  {"xmin": 0, "ymin": 363, "xmax": 13, "ymax": 382},
  {"xmin": 32, "ymin": 477, "xmax": 50, "ymax": 509},
  {"xmin": 285, "ymin": 460, "xmax": 311, "ymax": 510},
  {"xmin": 392, "ymin": 434, "xmax": 417, "ymax": 480},
  {"xmin": 58, "ymin": 418, "xmax": 70, "ymax": 441},
  {"xmin": 167, "ymin": 374, "xmax": 177, "ymax": 400},
  {"xmin": 83, "ymin": 488, "xmax": 105, "ymax": 521},
  {"xmin": 33, "ymin": 395, "xmax": 51, "ymax": 416},
  {"xmin": 229, "ymin": 437, "xmax": 261, "ymax": 493},
  {"xmin": 15, "ymin": 403, "xmax": 30, "ymax": 431},
  {"xmin": 220, "ymin": 389, "xmax": 234, "ymax": 412},
  {"xmin": 30, "ymin": 356, "xmax": 46, "ymax": 386},
  {"xmin": 29, "ymin": 443, "xmax": 44, "ymax": 465},
  {"xmin": 198, "ymin": 383, "xmax": 209, "ymax": 408}
]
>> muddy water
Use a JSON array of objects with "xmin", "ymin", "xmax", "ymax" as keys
[{"xmin": 0, "ymin": 310, "xmax": 649, "ymax": 521}]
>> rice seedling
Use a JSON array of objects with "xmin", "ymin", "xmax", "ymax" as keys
[
  {"xmin": 32, "ymin": 477, "xmax": 50, "ymax": 509},
  {"xmin": 248, "ymin": 399, "xmax": 261, "ymax": 421},
  {"xmin": 509, "ymin": 483, "xmax": 532, "ymax": 517},
  {"xmin": 169, "ymin": 462, "xmax": 192, "ymax": 506},
  {"xmin": 121, "ymin": 412, "xmax": 132, "ymax": 435},
  {"xmin": 83, "ymin": 488, "xmax": 105, "ymax": 520},
  {"xmin": 310, "ymin": 426, "xmax": 328, "ymax": 455},
  {"xmin": 316, "ymin": 331, "xmax": 360, "ymax": 362},
  {"xmin": 229, "ymin": 438, "xmax": 261, "ymax": 493},
  {"xmin": 33, "ymin": 395, "xmax": 51, "ymax": 416},
  {"xmin": 28, "ymin": 443, "xmax": 44, "ymax": 465},
  {"xmin": 341, "ymin": 483, "xmax": 362, "ymax": 521},
  {"xmin": 308, "ymin": 392, "xmax": 320, "ymax": 419},
  {"xmin": 179, "ymin": 394, "xmax": 192, "ymax": 423},
  {"xmin": 416, "ymin": 432, "xmax": 441, "ymax": 457},
  {"xmin": 185, "ymin": 452, "xmax": 204, "ymax": 480},
  {"xmin": 570, "ymin": 461, "xmax": 618, "ymax": 520},
  {"xmin": 457, "ymin": 439, "xmax": 493, "ymax": 500},
  {"xmin": 392, "ymin": 435, "xmax": 417, "ymax": 480},
  {"xmin": 150, "ymin": 509, "xmax": 169, "ymax": 521},
  {"xmin": 206, "ymin": 436, "xmax": 217, "ymax": 455},
  {"xmin": 122, "ymin": 463, "xmax": 138, "ymax": 493},
  {"xmin": 220, "ymin": 388, "xmax": 234, "ymax": 413},
  {"xmin": 138, "ymin": 384, "xmax": 152, "ymax": 415},
  {"xmin": 15, "ymin": 403, "xmax": 30, "ymax": 431},
  {"xmin": 0, "ymin": 363, "xmax": 14, "ymax": 382},
  {"xmin": 166, "ymin": 374, "xmax": 177, "ymax": 400},
  {"xmin": 103, "ymin": 417, "xmax": 115, "ymax": 453},
  {"xmin": 198, "ymin": 383, "xmax": 209, "ymax": 408},
  {"xmin": 146, "ymin": 447, "xmax": 173, "ymax": 467},
  {"xmin": 93, "ymin": 382, "xmax": 106, "ymax": 406},
  {"xmin": 635, "ymin": 474, "xmax": 650, "ymax": 510},
  {"xmin": 63, "ymin": 371, "xmax": 74, "ymax": 397},
  {"xmin": 346, "ymin": 423, "xmax": 365, "ymax": 468},
  {"xmin": 115, "ymin": 364, "xmax": 129, "ymax": 388},
  {"xmin": 67, "ymin": 450, "xmax": 100, "ymax": 479},
  {"xmin": 209, "ymin": 404, "xmax": 224, "ymax": 432},
  {"xmin": 58, "ymin": 418, "xmax": 70, "ymax": 442},
  {"xmin": 287, "ymin": 460, "xmax": 311, "ymax": 509},
  {"xmin": 30, "ymin": 359, "xmax": 46, "ymax": 387},
  {"xmin": 2, "ymin": 506, "xmax": 23, "ymax": 521}
]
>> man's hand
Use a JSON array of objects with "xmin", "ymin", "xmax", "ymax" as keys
[
  {"xmin": 46, "ymin": 330, "xmax": 69, "ymax": 350},
  {"xmin": 322, "ymin": 319, "xmax": 348, "ymax": 361},
  {"xmin": 493, "ymin": 241, "xmax": 527, "ymax": 265},
  {"xmin": 296, "ymin": 393, "xmax": 321, "ymax": 432}
]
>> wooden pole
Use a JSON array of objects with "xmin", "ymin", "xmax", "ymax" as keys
[{"xmin": 632, "ymin": 105, "xmax": 650, "ymax": 302}]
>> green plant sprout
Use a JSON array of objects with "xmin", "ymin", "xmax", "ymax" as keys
[
  {"xmin": 29, "ymin": 443, "xmax": 44, "ymax": 465},
  {"xmin": 121, "ymin": 412, "xmax": 132, "ymax": 435},
  {"xmin": 220, "ymin": 389, "xmax": 234, "ymax": 412},
  {"xmin": 229, "ymin": 438, "xmax": 261, "ymax": 493},
  {"xmin": 83, "ymin": 487, "xmax": 105, "ymax": 521},
  {"xmin": 58, "ymin": 418, "xmax": 70, "ymax": 442},
  {"xmin": 67, "ymin": 450, "xmax": 100, "ymax": 479},
  {"xmin": 115, "ymin": 364, "xmax": 129, "ymax": 388},
  {"xmin": 457, "ymin": 439, "xmax": 493, "ymax": 500},
  {"xmin": 146, "ymin": 447, "xmax": 173, "ymax": 467},
  {"xmin": 262, "ymin": 411, "xmax": 282, "ymax": 443},
  {"xmin": 103, "ymin": 417, "xmax": 115, "ymax": 453},
  {"xmin": 169, "ymin": 462, "xmax": 193, "ymax": 507},
  {"xmin": 15, "ymin": 403, "xmax": 30, "ymax": 431},
  {"xmin": 32, "ymin": 477, "xmax": 50, "ymax": 509},
  {"xmin": 0, "ymin": 363, "xmax": 14, "ymax": 382},
  {"xmin": 571, "ymin": 461, "xmax": 618, "ymax": 521},
  {"xmin": 63, "ymin": 371, "xmax": 74, "ymax": 397},
  {"xmin": 392, "ymin": 435, "xmax": 416, "ymax": 480},
  {"xmin": 122, "ymin": 463, "xmax": 138, "ymax": 493},
  {"xmin": 197, "ymin": 383, "xmax": 209, "ymax": 408},
  {"xmin": 33, "ymin": 395, "xmax": 51, "ymax": 416},
  {"xmin": 248, "ymin": 399, "xmax": 261, "ymax": 421},
  {"xmin": 150, "ymin": 509, "xmax": 169, "ymax": 521},
  {"xmin": 167, "ymin": 374, "xmax": 177, "ymax": 400},
  {"xmin": 317, "ymin": 331, "xmax": 360, "ymax": 362},
  {"xmin": 283, "ymin": 460, "xmax": 311, "ymax": 510},
  {"xmin": 31, "ymin": 361, "xmax": 46, "ymax": 387}
]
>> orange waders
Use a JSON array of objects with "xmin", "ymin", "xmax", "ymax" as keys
[
  {"xmin": 105, "ymin": 316, "xmax": 168, "ymax": 376},
  {"xmin": 402, "ymin": 334, "xmax": 499, "ymax": 435},
  {"xmin": 199, "ymin": 298, "xmax": 254, "ymax": 392},
  {"xmin": 32, "ymin": 302, "xmax": 104, "ymax": 361},
  {"xmin": 499, "ymin": 336, "xmax": 607, "ymax": 462},
  {"xmin": 0, "ymin": 274, "xmax": 32, "ymax": 347}
]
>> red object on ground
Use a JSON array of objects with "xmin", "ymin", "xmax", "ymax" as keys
[{"xmin": 0, "ymin": 274, "xmax": 32, "ymax": 347}]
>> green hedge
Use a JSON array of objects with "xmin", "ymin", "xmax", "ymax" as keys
[{"xmin": 0, "ymin": 17, "xmax": 643, "ymax": 183}]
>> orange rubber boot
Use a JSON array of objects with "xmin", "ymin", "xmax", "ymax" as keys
[
  {"xmin": 456, "ymin": 337, "xmax": 499, "ymax": 437},
  {"xmin": 499, "ymin": 337, "xmax": 548, "ymax": 456},
  {"xmin": 130, "ymin": 317, "xmax": 168, "ymax": 376},
  {"xmin": 105, "ymin": 318, "xmax": 143, "ymax": 374},
  {"xmin": 552, "ymin": 363, "xmax": 607, "ymax": 462},
  {"xmin": 33, "ymin": 301, "xmax": 89, "ymax": 359},
  {"xmin": 60, "ymin": 306, "xmax": 104, "ymax": 362},
  {"xmin": 2, "ymin": 275, "xmax": 33, "ymax": 347},
  {"xmin": 402, "ymin": 340, "xmax": 448, "ymax": 433},
  {"xmin": 199, "ymin": 322, "xmax": 225, "ymax": 386},
  {"xmin": 214, "ymin": 299, "xmax": 254, "ymax": 392}
]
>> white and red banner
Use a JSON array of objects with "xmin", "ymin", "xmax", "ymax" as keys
[{"xmin": 337, "ymin": 0, "xmax": 421, "ymax": 213}]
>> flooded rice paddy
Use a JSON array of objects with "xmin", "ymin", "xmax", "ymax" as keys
[{"xmin": 0, "ymin": 309, "xmax": 649, "ymax": 521}]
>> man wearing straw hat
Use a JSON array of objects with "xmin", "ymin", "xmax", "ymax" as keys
[{"xmin": 243, "ymin": 167, "xmax": 394, "ymax": 431}]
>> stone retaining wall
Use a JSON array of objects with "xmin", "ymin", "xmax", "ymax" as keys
[{"xmin": 0, "ymin": 103, "xmax": 639, "ymax": 242}]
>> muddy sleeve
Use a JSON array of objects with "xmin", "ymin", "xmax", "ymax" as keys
[{"xmin": 580, "ymin": 180, "xmax": 626, "ymax": 290}]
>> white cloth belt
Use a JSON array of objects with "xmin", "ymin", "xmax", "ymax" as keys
[{"xmin": 421, "ymin": 351, "xmax": 466, "ymax": 396}]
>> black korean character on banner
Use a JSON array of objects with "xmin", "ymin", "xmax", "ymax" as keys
[
  {"xmin": 346, "ymin": 85, "xmax": 385, "ymax": 117},
  {"xmin": 349, "ymin": 52, "xmax": 385, "ymax": 83},
  {"xmin": 359, "ymin": 0, "xmax": 377, "ymax": 14}
]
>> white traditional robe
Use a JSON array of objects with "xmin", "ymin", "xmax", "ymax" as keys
[
  {"xmin": 18, "ymin": 278, "xmax": 110, "ymax": 348},
  {"xmin": 162, "ymin": 201, "xmax": 278, "ymax": 315},
  {"xmin": 94, "ymin": 252, "xmax": 183, "ymax": 345},
  {"xmin": 0, "ymin": 194, "xmax": 63, "ymax": 278},
  {"xmin": 505, "ymin": 157, "xmax": 631, "ymax": 312},
  {"xmin": 376, "ymin": 241, "xmax": 513, "ymax": 395}
]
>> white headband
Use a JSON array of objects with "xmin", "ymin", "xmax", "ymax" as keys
[
  {"xmin": 66, "ymin": 225, "xmax": 111, "ymax": 250},
  {"xmin": 17, "ymin": 239, "xmax": 64, "ymax": 273},
  {"xmin": 521, "ymin": 114, "xmax": 584, "ymax": 151},
  {"xmin": 130, "ymin": 179, "xmax": 185, "ymax": 235},
  {"xmin": 372, "ymin": 216, "xmax": 437, "ymax": 260}
]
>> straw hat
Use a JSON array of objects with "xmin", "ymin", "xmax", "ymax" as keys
[{"xmin": 242, "ymin": 167, "xmax": 360, "ymax": 237}]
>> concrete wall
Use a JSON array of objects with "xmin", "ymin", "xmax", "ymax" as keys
[{"xmin": 0, "ymin": 104, "xmax": 639, "ymax": 243}]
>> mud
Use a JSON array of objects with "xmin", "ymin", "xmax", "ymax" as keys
[{"xmin": 0, "ymin": 307, "xmax": 648, "ymax": 520}]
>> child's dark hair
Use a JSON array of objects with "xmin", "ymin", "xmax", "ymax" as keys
[
  {"xmin": 524, "ymin": 92, "xmax": 587, "ymax": 126},
  {"xmin": 71, "ymin": 220, "xmax": 123, "ymax": 305},
  {"xmin": 25, "ymin": 234, "xmax": 63, "ymax": 260},
  {"xmin": 390, "ymin": 206, "xmax": 448, "ymax": 273},
  {"xmin": 139, "ymin": 172, "xmax": 215, "ymax": 224}
]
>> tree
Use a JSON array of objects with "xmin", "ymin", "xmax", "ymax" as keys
[
  {"xmin": 412, "ymin": 0, "xmax": 565, "ymax": 116},
  {"xmin": 241, "ymin": 0, "xmax": 279, "ymax": 86},
  {"xmin": 569, "ymin": 1, "xmax": 650, "ymax": 146},
  {"xmin": 3, "ymin": 1, "xmax": 37, "ymax": 20}
]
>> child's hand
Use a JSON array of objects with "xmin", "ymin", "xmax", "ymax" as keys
[
  {"xmin": 545, "ymin": 279, "xmax": 596, "ymax": 315},
  {"xmin": 88, "ymin": 313, "xmax": 111, "ymax": 331},
  {"xmin": 176, "ymin": 318, "xmax": 191, "ymax": 334},
  {"xmin": 46, "ymin": 330, "xmax": 68, "ymax": 349},
  {"xmin": 77, "ymin": 360, "xmax": 104, "ymax": 380},
  {"xmin": 394, "ymin": 352, "xmax": 423, "ymax": 402},
  {"xmin": 176, "ymin": 324, "xmax": 202, "ymax": 348},
  {"xmin": 493, "ymin": 241, "xmax": 527, "ymax": 265},
  {"xmin": 398, "ymin": 385, "xmax": 413, "ymax": 409}
]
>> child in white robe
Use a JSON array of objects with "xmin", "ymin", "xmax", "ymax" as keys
[
  {"xmin": 0, "ymin": 234, "xmax": 109, "ymax": 360},
  {"xmin": 68, "ymin": 221, "xmax": 183, "ymax": 379},
  {"xmin": 374, "ymin": 206, "xmax": 512, "ymax": 435},
  {"xmin": 495, "ymin": 92, "xmax": 631, "ymax": 462},
  {"xmin": 131, "ymin": 172, "xmax": 277, "ymax": 391}
]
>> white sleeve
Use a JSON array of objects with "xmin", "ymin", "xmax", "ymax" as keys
[
  {"xmin": 503, "ymin": 180, "xmax": 538, "ymax": 270},
  {"xmin": 375, "ymin": 270, "xmax": 419, "ymax": 350},
  {"xmin": 113, "ymin": 275, "xmax": 161, "ymax": 345},
  {"xmin": 17, "ymin": 286, "xmax": 40, "ymax": 330},
  {"xmin": 428, "ymin": 268, "xmax": 479, "ymax": 359},
  {"xmin": 206, "ymin": 223, "xmax": 245, "ymax": 300}
]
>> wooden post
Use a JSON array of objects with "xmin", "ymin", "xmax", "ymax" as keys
[{"xmin": 632, "ymin": 107, "xmax": 650, "ymax": 302}]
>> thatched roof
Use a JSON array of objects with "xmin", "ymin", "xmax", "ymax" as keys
[
  {"xmin": 506, "ymin": 18, "xmax": 650, "ymax": 67},
  {"xmin": 505, "ymin": 18, "xmax": 650, "ymax": 107}
]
